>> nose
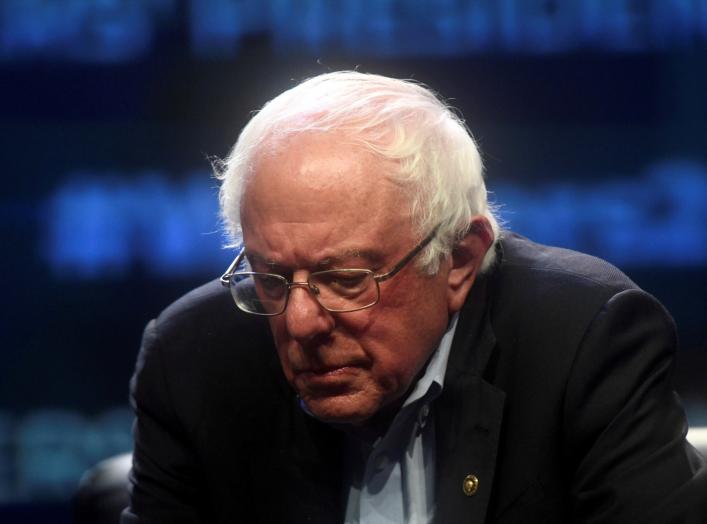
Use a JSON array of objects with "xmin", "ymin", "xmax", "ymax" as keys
[{"xmin": 284, "ymin": 273, "xmax": 335, "ymax": 343}]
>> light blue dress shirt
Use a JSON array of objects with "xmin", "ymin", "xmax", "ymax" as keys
[{"xmin": 342, "ymin": 313, "xmax": 459, "ymax": 524}]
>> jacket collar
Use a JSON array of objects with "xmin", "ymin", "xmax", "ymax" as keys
[{"xmin": 433, "ymin": 243, "xmax": 506, "ymax": 524}]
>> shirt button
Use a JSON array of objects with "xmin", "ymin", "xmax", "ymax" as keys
[
  {"xmin": 462, "ymin": 474, "xmax": 479, "ymax": 496},
  {"xmin": 414, "ymin": 404, "xmax": 431, "ymax": 434},
  {"xmin": 419, "ymin": 403, "xmax": 430, "ymax": 422},
  {"xmin": 374, "ymin": 454, "xmax": 388, "ymax": 472}
]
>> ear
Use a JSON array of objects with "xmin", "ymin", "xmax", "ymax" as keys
[{"xmin": 446, "ymin": 216, "xmax": 494, "ymax": 314}]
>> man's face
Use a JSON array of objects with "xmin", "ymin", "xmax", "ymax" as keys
[{"xmin": 240, "ymin": 133, "xmax": 455, "ymax": 425}]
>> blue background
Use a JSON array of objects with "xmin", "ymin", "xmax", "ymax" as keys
[{"xmin": 1, "ymin": 0, "xmax": 706, "ymax": 521}]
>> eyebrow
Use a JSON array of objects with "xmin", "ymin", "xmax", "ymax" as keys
[
  {"xmin": 244, "ymin": 247, "xmax": 385, "ymax": 271},
  {"xmin": 316, "ymin": 248, "xmax": 385, "ymax": 269}
]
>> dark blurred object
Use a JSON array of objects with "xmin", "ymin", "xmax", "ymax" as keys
[
  {"xmin": 74, "ymin": 453, "xmax": 131, "ymax": 524},
  {"xmin": 0, "ymin": 502, "xmax": 73, "ymax": 524}
]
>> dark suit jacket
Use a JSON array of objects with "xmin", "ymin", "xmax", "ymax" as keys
[{"xmin": 122, "ymin": 233, "xmax": 706, "ymax": 523}]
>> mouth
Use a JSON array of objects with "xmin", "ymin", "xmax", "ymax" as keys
[
  {"xmin": 301, "ymin": 364, "xmax": 357, "ymax": 378},
  {"xmin": 295, "ymin": 364, "xmax": 360, "ymax": 391}
]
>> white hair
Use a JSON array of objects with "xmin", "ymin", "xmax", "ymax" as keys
[{"xmin": 215, "ymin": 71, "xmax": 499, "ymax": 273}]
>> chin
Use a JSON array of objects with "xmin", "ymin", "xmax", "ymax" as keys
[{"xmin": 303, "ymin": 395, "xmax": 379, "ymax": 425}]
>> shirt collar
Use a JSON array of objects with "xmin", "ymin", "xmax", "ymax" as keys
[{"xmin": 402, "ymin": 312, "xmax": 459, "ymax": 408}]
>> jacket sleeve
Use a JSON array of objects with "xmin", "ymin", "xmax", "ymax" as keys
[
  {"xmin": 121, "ymin": 319, "xmax": 202, "ymax": 524},
  {"xmin": 564, "ymin": 288, "xmax": 707, "ymax": 523}
]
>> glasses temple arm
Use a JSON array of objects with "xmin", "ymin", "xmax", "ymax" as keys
[
  {"xmin": 375, "ymin": 226, "xmax": 439, "ymax": 283},
  {"xmin": 220, "ymin": 248, "xmax": 245, "ymax": 286}
]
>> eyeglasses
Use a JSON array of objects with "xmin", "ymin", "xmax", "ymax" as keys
[{"xmin": 220, "ymin": 227, "xmax": 438, "ymax": 316}]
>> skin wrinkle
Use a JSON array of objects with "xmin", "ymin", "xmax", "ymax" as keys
[
  {"xmin": 240, "ymin": 131, "xmax": 490, "ymax": 425},
  {"xmin": 246, "ymin": 246, "xmax": 383, "ymax": 273}
]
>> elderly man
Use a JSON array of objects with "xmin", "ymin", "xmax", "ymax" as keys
[{"xmin": 123, "ymin": 72, "xmax": 705, "ymax": 523}]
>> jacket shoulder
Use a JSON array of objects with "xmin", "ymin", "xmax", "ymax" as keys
[
  {"xmin": 156, "ymin": 279, "xmax": 237, "ymax": 330},
  {"xmin": 486, "ymin": 232, "xmax": 659, "ymax": 371},
  {"xmin": 139, "ymin": 279, "xmax": 279, "ymax": 414},
  {"xmin": 497, "ymin": 232, "xmax": 639, "ymax": 296},
  {"xmin": 150, "ymin": 279, "xmax": 270, "ymax": 346}
]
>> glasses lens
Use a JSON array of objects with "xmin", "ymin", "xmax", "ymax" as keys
[
  {"xmin": 310, "ymin": 270, "xmax": 378, "ymax": 312},
  {"xmin": 231, "ymin": 273, "xmax": 287, "ymax": 315}
]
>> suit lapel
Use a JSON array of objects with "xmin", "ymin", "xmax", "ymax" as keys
[
  {"xmin": 262, "ymin": 395, "xmax": 345, "ymax": 523},
  {"xmin": 434, "ymin": 272, "xmax": 506, "ymax": 524}
]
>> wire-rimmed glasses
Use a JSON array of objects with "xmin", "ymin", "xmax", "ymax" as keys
[{"xmin": 220, "ymin": 227, "xmax": 438, "ymax": 316}]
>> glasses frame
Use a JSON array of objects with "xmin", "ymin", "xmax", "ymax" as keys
[{"xmin": 220, "ymin": 226, "xmax": 438, "ymax": 316}]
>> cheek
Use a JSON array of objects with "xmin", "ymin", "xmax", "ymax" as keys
[
  {"xmin": 367, "ymin": 284, "xmax": 449, "ymax": 376},
  {"xmin": 267, "ymin": 318, "xmax": 294, "ymax": 376},
  {"xmin": 356, "ymin": 313, "xmax": 428, "ymax": 384}
]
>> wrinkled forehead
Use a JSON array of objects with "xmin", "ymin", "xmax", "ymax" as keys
[
  {"xmin": 244, "ymin": 131, "xmax": 409, "ymax": 205},
  {"xmin": 256, "ymin": 122, "xmax": 396, "ymax": 168},
  {"xmin": 239, "ymin": 131, "xmax": 417, "ymax": 249}
]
